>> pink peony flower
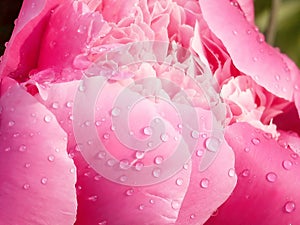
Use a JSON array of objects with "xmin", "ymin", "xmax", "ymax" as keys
[{"xmin": 0, "ymin": 0, "xmax": 299, "ymax": 225}]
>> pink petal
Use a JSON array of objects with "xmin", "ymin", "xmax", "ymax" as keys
[
  {"xmin": 205, "ymin": 122, "xmax": 300, "ymax": 225},
  {"xmin": 235, "ymin": 0, "xmax": 255, "ymax": 24},
  {"xmin": 0, "ymin": 78, "xmax": 77, "ymax": 225},
  {"xmin": 37, "ymin": 1, "xmax": 110, "ymax": 78},
  {"xmin": 176, "ymin": 139, "xmax": 236, "ymax": 224},
  {"xmin": 0, "ymin": 0, "xmax": 63, "ymax": 81},
  {"xmin": 199, "ymin": 0, "xmax": 299, "ymax": 102}
]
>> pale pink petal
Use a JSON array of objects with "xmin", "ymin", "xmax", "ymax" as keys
[
  {"xmin": 205, "ymin": 122, "xmax": 300, "ymax": 225},
  {"xmin": 235, "ymin": 0, "xmax": 255, "ymax": 23},
  {"xmin": 0, "ymin": 78, "xmax": 77, "ymax": 225},
  {"xmin": 0, "ymin": 0, "xmax": 63, "ymax": 81},
  {"xmin": 199, "ymin": 0, "xmax": 299, "ymax": 102}
]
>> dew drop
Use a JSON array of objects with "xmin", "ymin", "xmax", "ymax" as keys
[
  {"xmin": 119, "ymin": 175, "xmax": 128, "ymax": 182},
  {"xmin": 135, "ymin": 162, "xmax": 144, "ymax": 171},
  {"xmin": 48, "ymin": 155, "xmax": 55, "ymax": 162},
  {"xmin": 205, "ymin": 137, "xmax": 220, "ymax": 152},
  {"xmin": 241, "ymin": 169, "xmax": 250, "ymax": 177},
  {"xmin": 246, "ymin": 29, "xmax": 252, "ymax": 35},
  {"xmin": 282, "ymin": 160, "xmax": 293, "ymax": 170},
  {"xmin": 196, "ymin": 149, "xmax": 204, "ymax": 157},
  {"xmin": 171, "ymin": 200, "xmax": 180, "ymax": 210},
  {"xmin": 232, "ymin": 30, "xmax": 238, "ymax": 35},
  {"xmin": 51, "ymin": 102, "xmax": 59, "ymax": 109},
  {"xmin": 94, "ymin": 175, "xmax": 101, "ymax": 181},
  {"xmin": 200, "ymin": 178, "xmax": 209, "ymax": 189},
  {"xmin": 160, "ymin": 133, "xmax": 168, "ymax": 142},
  {"xmin": 176, "ymin": 178, "xmax": 183, "ymax": 186},
  {"xmin": 23, "ymin": 184, "xmax": 30, "ymax": 190},
  {"xmin": 8, "ymin": 121, "xmax": 15, "ymax": 127},
  {"xmin": 111, "ymin": 107, "xmax": 121, "ymax": 117},
  {"xmin": 251, "ymin": 138, "xmax": 260, "ymax": 145},
  {"xmin": 41, "ymin": 177, "xmax": 48, "ymax": 185},
  {"xmin": 257, "ymin": 33, "xmax": 265, "ymax": 43},
  {"xmin": 44, "ymin": 115, "xmax": 52, "ymax": 123},
  {"xmin": 138, "ymin": 204, "xmax": 145, "ymax": 210},
  {"xmin": 4, "ymin": 147, "xmax": 11, "ymax": 152},
  {"xmin": 154, "ymin": 156, "xmax": 163, "ymax": 165},
  {"xmin": 191, "ymin": 130, "xmax": 200, "ymax": 139},
  {"xmin": 284, "ymin": 201, "xmax": 296, "ymax": 213},
  {"xmin": 135, "ymin": 151, "xmax": 145, "ymax": 159},
  {"xmin": 244, "ymin": 147, "xmax": 250, "ymax": 152},
  {"xmin": 70, "ymin": 168, "xmax": 76, "ymax": 174},
  {"xmin": 107, "ymin": 159, "xmax": 116, "ymax": 167},
  {"xmin": 183, "ymin": 163, "xmax": 189, "ymax": 170},
  {"xmin": 190, "ymin": 214, "xmax": 196, "ymax": 219},
  {"xmin": 97, "ymin": 151, "xmax": 106, "ymax": 159},
  {"xmin": 291, "ymin": 153, "xmax": 298, "ymax": 159},
  {"xmin": 119, "ymin": 160, "xmax": 130, "ymax": 170},
  {"xmin": 66, "ymin": 101, "xmax": 73, "ymax": 108},
  {"xmin": 143, "ymin": 126, "xmax": 152, "ymax": 136},
  {"xmin": 228, "ymin": 168, "xmax": 235, "ymax": 177},
  {"xmin": 152, "ymin": 168, "xmax": 161, "ymax": 178},
  {"xmin": 126, "ymin": 189, "xmax": 134, "ymax": 196},
  {"xmin": 266, "ymin": 172, "xmax": 277, "ymax": 183},
  {"xmin": 95, "ymin": 121, "xmax": 101, "ymax": 126},
  {"xmin": 19, "ymin": 145, "xmax": 27, "ymax": 152},
  {"xmin": 24, "ymin": 163, "xmax": 31, "ymax": 168},
  {"xmin": 88, "ymin": 195, "xmax": 98, "ymax": 202},
  {"xmin": 103, "ymin": 133, "xmax": 110, "ymax": 140}
]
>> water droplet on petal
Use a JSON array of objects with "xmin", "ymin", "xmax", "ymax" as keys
[
  {"xmin": 94, "ymin": 175, "xmax": 101, "ymax": 181},
  {"xmin": 23, "ymin": 184, "xmax": 30, "ymax": 190},
  {"xmin": 41, "ymin": 177, "xmax": 48, "ymax": 185},
  {"xmin": 103, "ymin": 133, "xmax": 110, "ymax": 140},
  {"xmin": 205, "ymin": 137, "xmax": 220, "ymax": 152},
  {"xmin": 228, "ymin": 168, "xmax": 235, "ymax": 177},
  {"xmin": 183, "ymin": 163, "xmax": 189, "ymax": 170},
  {"xmin": 160, "ymin": 133, "xmax": 168, "ymax": 142},
  {"xmin": 143, "ymin": 126, "xmax": 152, "ymax": 136},
  {"xmin": 232, "ymin": 30, "xmax": 238, "ymax": 35},
  {"xmin": 48, "ymin": 155, "xmax": 55, "ymax": 162},
  {"xmin": 111, "ymin": 107, "xmax": 121, "ymax": 117},
  {"xmin": 4, "ymin": 147, "xmax": 11, "ymax": 152},
  {"xmin": 19, "ymin": 145, "xmax": 27, "ymax": 152},
  {"xmin": 200, "ymin": 178, "xmax": 209, "ymax": 189},
  {"xmin": 149, "ymin": 199, "xmax": 155, "ymax": 204},
  {"xmin": 176, "ymin": 178, "xmax": 183, "ymax": 186},
  {"xmin": 119, "ymin": 160, "xmax": 130, "ymax": 170},
  {"xmin": 44, "ymin": 115, "xmax": 52, "ymax": 123},
  {"xmin": 138, "ymin": 204, "xmax": 145, "ymax": 210},
  {"xmin": 88, "ymin": 195, "xmax": 98, "ymax": 202},
  {"xmin": 190, "ymin": 214, "xmax": 196, "ymax": 219},
  {"xmin": 284, "ymin": 201, "xmax": 296, "ymax": 213},
  {"xmin": 135, "ymin": 162, "xmax": 144, "ymax": 171},
  {"xmin": 126, "ymin": 189, "xmax": 134, "ymax": 196},
  {"xmin": 266, "ymin": 172, "xmax": 277, "ymax": 183},
  {"xmin": 152, "ymin": 168, "xmax": 161, "ymax": 178},
  {"xmin": 107, "ymin": 159, "xmax": 116, "ymax": 167},
  {"xmin": 171, "ymin": 200, "xmax": 180, "ymax": 210},
  {"xmin": 244, "ymin": 147, "xmax": 250, "ymax": 152},
  {"xmin": 51, "ymin": 102, "xmax": 59, "ymax": 109},
  {"xmin": 257, "ymin": 33, "xmax": 265, "ymax": 43},
  {"xmin": 24, "ymin": 163, "xmax": 31, "ymax": 168},
  {"xmin": 8, "ymin": 121, "xmax": 15, "ymax": 127},
  {"xmin": 66, "ymin": 101, "xmax": 73, "ymax": 108},
  {"xmin": 196, "ymin": 149, "xmax": 204, "ymax": 157},
  {"xmin": 242, "ymin": 169, "xmax": 250, "ymax": 177},
  {"xmin": 135, "ymin": 151, "xmax": 145, "ymax": 159},
  {"xmin": 282, "ymin": 160, "xmax": 293, "ymax": 170},
  {"xmin": 119, "ymin": 175, "xmax": 128, "ymax": 182},
  {"xmin": 191, "ymin": 130, "xmax": 200, "ymax": 139},
  {"xmin": 154, "ymin": 156, "xmax": 163, "ymax": 165},
  {"xmin": 97, "ymin": 151, "xmax": 106, "ymax": 159},
  {"xmin": 251, "ymin": 138, "xmax": 260, "ymax": 145}
]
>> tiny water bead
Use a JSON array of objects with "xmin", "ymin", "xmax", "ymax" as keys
[
  {"xmin": 160, "ymin": 133, "xmax": 169, "ymax": 142},
  {"xmin": 19, "ymin": 145, "xmax": 27, "ymax": 152},
  {"xmin": 228, "ymin": 168, "xmax": 236, "ymax": 177},
  {"xmin": 51, "ymin": 102, "xmax": 59, "ymax": 109},
  {"xmin": 125, "ymin": 189, "xmax": 134, "ymax": 196},
  {"xmin": 135, "ymin": 151, "xmax": 145, "ymax": 159},
  {"xmin": 119, "ymin": 175, "xmax": 128, "ymax": 182},
  {"xmin": 135, "ymin": 162, "xmax": 144, "ymax": 171},
  {"xmin": 200, "ymin": 178, "xmax": 209, "ymax": 189},
  {"xmin": 66, "ymin": 101, "xmax": 73, "ymax": 108},
  {"xmin": 23, "ymin": 184, "xmax": 30, "ymax": 190},
  {"xmin": 24, "ymin": 163, "xmax": 31, "ymax": 168},
  {"xmin": 94, "ymin": 175, "xmax": 102, "ymax": 181},
  {"xmin": 244, "ymin": 147, "xmax": 250, "ymax": 153},
  {"xmin": 88, "ymin": 195, "xmax": 98, "ymax": 202},
  {"xmin": 111, "ymin": 107, "xmax": 121, "ymax": 117},
  {"xmin": 154, "ymin": 156, "xmax": 163, "ymax": 165},
  {"xmin": 97, "ymin": 151, "xmax": 106, "ymax": 159},
  {"xmin": 251, "ymin": 138, "xmax": 260, "ymax": 145},
  {"xmin": 190, "ymin": 214, "xmax": 196, "ymax": 219},
  {"xmin": 282, "ymin": 160, "xmax": 293, "ymax": 170},
  {"xmin": 176, "ymin": 178, "xmax": 184, "ymax": 186},
  {"xmin": 205, "ymin": 137, "xmax": 220, "ymax": 152},
  {"xmin": 44, "ymin": 115, "xmax": 52, "ymax": 123},
  {"xmin": 152, "ymin": 168, "xmax": 161, "ymax": 178},
  {"xmin": 41, "ymin": 177, "xmax": 48, "ymax": 185},
  {"xmin": 241, "ymin": 169, "xmax": 250, "ymax": 177},
  {"xmin": 106, "ymin": 159, "xmax": 116, "ymax": 167},
  {"xmin": 171, "ymin": 200, "xmax": 180, "ymax": 210},
  {"xmin": 266, "ymin": 172, "xmax": 277, "ymax": 183},
  {"xmin": 8, "ymin": 121, "xmax": 15, "ymax": 127},
  {"xmin": 284, "ymin": 201, "xmax": 296, "ymax": 213},
  {"xmin": 143, "ymin": 127, "xmax": 153, "ymax": 136},
  {"xmin": 191, "ymin": 130, "xmax": 200, "ymax": 139},
  {"xmin": 149, "ymin": 199, "xmax": 155, "ymax": 204},
  {"xmin": 48, "ymin": 155, "xmax": 55, "ymax": 162},
  {"xmin": 138, "ymin": 204, "xmax": 145, "ymax": 210},
  {"xmin": 103, "ymin": 133, "xmax": 110, "ymax": 140},
  {"xmin": 119, "ymin": 160, "xmax": 130, "ymax": 170},
  {"xmin": 196, "ymin": 149, "xmax": 204, "ymax": 157}
]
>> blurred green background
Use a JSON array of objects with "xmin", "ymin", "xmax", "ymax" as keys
[{"xmin": 0, "ymin": 0, "xmax": 299, "ymax": 67}]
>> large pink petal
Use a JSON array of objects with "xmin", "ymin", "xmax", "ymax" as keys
[
  {"xmin": 199, "ymin": 0, "xmax": 300, "ymax": 103},
  {"xmin": 0, "ymin": 0, "xmax": 63, "ymax": 81},
  {"xmin": 205, "ymin": 122, "xmax": 300, "ymax": 225},
  {"xmin": 0, "ymin": 78, "xmax": 77, "ymax": 225},
  {"xmin": 176, "ymin": 139, "xmax": 236, "ymax": 224},
  {"xmin": 235, "ymin": 0, "xmax": 255, "ymax": 24}
]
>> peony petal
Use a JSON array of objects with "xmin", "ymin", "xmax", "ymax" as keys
[
  {"xmin": 199, "ymin": 0, "xmax": 300, "ymax": 102},
  {"xmin": 176, "ymin": 139, "xmax": 236, "ymax": 224},
  {"xmin": 236, "ymin": 0, "xmax": 255, "ymax": 24},
  {"xmin": 0, "ymin": 0, "xmax": 63, "ymax": 81},
  {"xmin": 205, "ymin": 122, "xmax": 300, "ymax": 225},
  {"xmin": 0, "ymin": 78, "xmax": 77, "ymax": 225}
]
